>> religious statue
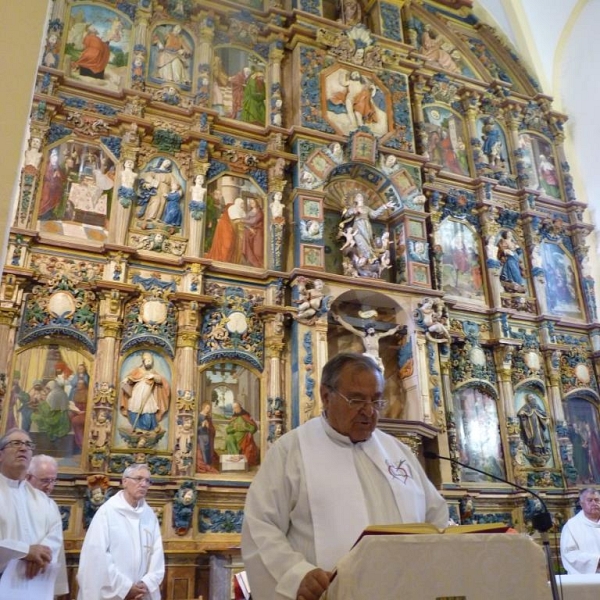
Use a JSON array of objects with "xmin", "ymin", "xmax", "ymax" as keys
[
  {"xmin": 225, "ymin": 402, "xmax": 259, "ymax": 466},
  {"xmin": 24, "ymin": 137, "xmax": 43, "ymax": 169},
  {"xmin": 294, "ymin": 277, "xmax": 329, "ymax": 323},
  {"xmin": 497, "ymin": 230, "xmax": 526, "ymax": 293},
  {"xmin": 331, "ymin": 310, "xmax": 402, "ymax": 371},
  {"xmin": 338, "ymin": 0, "xmax": 364, "ymax": 26},
  {"xmin": 415, "ymin": 297, "xmax": 451, "ymax": 343},
  {"xmin": 83, "ymin": 474, "xmax": 112, "ymax": 528},
  {"xmin": 172, "ymin": 482, "xmax": 197, "ymax": 535},
  {"xmin": 120, "ymin": 352, "xmax": 170, "ymax": 432},
  {"xmin": 518, "ymin": 394, "xmax": 550, "ymax": 458},
  {"xmin": 337, "ymin": 192, "xmax": 394, "ymax": 278}
]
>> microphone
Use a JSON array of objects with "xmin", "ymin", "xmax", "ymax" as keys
[
  {"xmin": 423, "ymin": 450, "xmax": 553, "ymax": 533},
  {"xmin": 424, "ymin": 450, "xmax": 562, "ymax": 600}
]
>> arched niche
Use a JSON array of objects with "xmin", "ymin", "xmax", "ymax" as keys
[{"xmin": 328, "ymin": 289, "xmax": 408, "ymax": 418}]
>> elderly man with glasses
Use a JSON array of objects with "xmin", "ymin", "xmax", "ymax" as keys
[
  {"xmin": 27, "ymin": 454, "xmax": 69, "ymax": 598},
  {"xmin": 0, "ymin": 428, "xmax": 64, "ymax": 595},
  {"xmin": 242, "ymin": 352, "xmax": 448, "ymax": 600},
  {"xmin": 77, "ymin": 462, "xmax": 164, "ymax": 600}
]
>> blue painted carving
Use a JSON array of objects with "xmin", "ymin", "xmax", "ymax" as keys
[
  {"xmin": 199, "ymin": 285, "xmax": 264, "ymax": 370},
  {"xmin": 380, "ymin": 3, "xmax": 402, "ymax": 42},
  {"xmin": 116, "ymin": 1, "xmax": 136, "ymax": 20},
  {"xmin": 199, "ymin": 508, "xmax": 244, "ymax": 533},
  {"xmin": 19, "ymin": 275, "xmax": 98, "ymax": 352},
  {"xmin": 378, "ymin": 71, "xmax": 414, "ymax": 150},
  {"xmin": 101, "ymin": 135, "xmax": 122, "ymax": 159},
  {"xmin": 300, "ymin": 46, "xmax": 336, "ymax": 134},
  {"xmin": 48, "ymin": 124, "xmax": 73, "ymax": 145}
]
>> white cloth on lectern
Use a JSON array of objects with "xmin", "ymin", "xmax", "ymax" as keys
[
  {"xmin": 0, "ymin": 472, "xmax": 64, "ymax": 595},
  {"xmin": 76, "ymin": 490, "xmax": 164, "ymax": 600},
  {"xmin": 241, "ymin": 416, "xmax": 448, "ymax": 600},
  {"xmin": 561, "ymin": 510, "xmax": 600, "ymax": 574}
]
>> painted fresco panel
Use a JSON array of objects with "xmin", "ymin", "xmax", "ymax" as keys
[
  {"xmin": 8, "ymin": 346, "xmax": 92, "ymax": 467},
  {"xmin": 66, "ymin": 5, "xmax": 132, "ymax": 91},
  {"xmin": 518, "ymin": 134, "xmax": 561, "ymax": 199},
  {"xmin": 423, "ymin": 106, "xmax": 470, "ymax": 176},
  {"xmin": 541, "ymin": 242, "xmax": 583, "ymax": 319},
  {"xmin": 203, "ymin": 176, "xmax": 265, "ymax": 268},
  {"xmin": 565, "ymin": 397, "xmax": 600, "ymax": 485},
  {"xmin": 453, "ymin": 387, "xmax": 506, "ymax": 483},
  {"xmin": 439, "ymin": 219, "xmax": 485, "ymax": 302},
  {"xmin": 212, "ymin": 48, "xmax": 267, "ymax": 126},
  {"xmin": 199, "ymin": 363, "xmax": 260, "ymax": 471},
  {"xmin": 37, "ymin": 141, "xmax": 115, "ymax": 242}
]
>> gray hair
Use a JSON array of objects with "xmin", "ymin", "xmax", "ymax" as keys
[
  {"xmin": 28, "ymin": 454, "xmax": 58, "ymax": 474},
  {"xmin": 123, "ymin": 463, "xmax": 150, "ymax": 480},
  {"xmin": 0, "ymin": 428, "xmax": 31, "ymax": 450},
  {"xmin": 321, "ymin": 352, "xmax": 383, "ymax": 390},
  {"xmin": 579, "ymin": 488, "xmax": 598, "ymax": 502}
]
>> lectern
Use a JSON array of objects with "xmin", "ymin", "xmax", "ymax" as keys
[{"xmin": 324, "ymin": 533, "xmax": 552, "ymax": 599}]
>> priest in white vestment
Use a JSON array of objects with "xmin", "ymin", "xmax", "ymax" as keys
[
  {"xmin": 242, "ymin": 353, "xmax": 449, "ymax": 600},
  {"xmin": 27, "ymin": 453, "xmax": 69, "ymax": 597},
  {"xmin": 561, "ymin": 487, "xmax": 600, "ymax": 573},
  {"xmin": 77, "ymin": 463, "xmax": 165, "ymax": 600},
  {"xmin": 0, "ymin": 428, "xmax": 64, "ymax": 595}
]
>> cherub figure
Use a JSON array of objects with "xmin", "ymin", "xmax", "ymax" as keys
[
  {"xmin": 294, "ymin": 278, "xmax": 327, "ymax": 322},
  {"xmin": 339, "ymin": 226, "xmax": 358, "ymax": 252}
]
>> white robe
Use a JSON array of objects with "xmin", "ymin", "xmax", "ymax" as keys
[
  {"xmin": 560, "ymin": 510, "xmax": 600, "ymax": 573},
  {"xmin": 77, "ymin": 490, "xmax": 165, "ymax": 600},
  {"xmin": 241, "ymin": 416, "xmax": 448, "ymax": 600},
  {"xmin": 0, "ymin": 473, "xmax": 64, "ymax": 593}
]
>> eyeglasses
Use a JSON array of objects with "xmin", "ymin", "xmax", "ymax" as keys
[
  {"xmin": 1, "ymin": 440, "xmax": 35, "ymax": 450},
  {"xmin": 329, "ymin": 388, "xmax": 388, "ymax": 412},
  {"xmin": 30, "ymin": 475, "xmax": 57, "ymax": 485},
  {"xmin": 125, "ymin": 476, "xmax": 152, "ymax": 486}
]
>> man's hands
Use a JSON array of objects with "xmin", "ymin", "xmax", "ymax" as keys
[
  {"xmin": 23, "ymin": 544, "xmax": 52, "ymax": 578},
  {"xmin": 126, "ymin": 581, "xmax": 149, "ymax": 599},
  {"xmin": 297, "ymin": 568, "xmax": 333, "ymax": 600}
]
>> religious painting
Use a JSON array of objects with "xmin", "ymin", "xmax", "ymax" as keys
[
  {"xmin": 134, "ymin": 157, "xmax": 186, "ymax": 233},
  {"xmin": 211, "ymin": 47, "xmax": 267, "ymax": 126},
  {"xmin": 541, "ymin": 242, "xmax": 583, "ymax": 319},
  {"xmin": 453, "ymin": 386, "xmax": 506, "ymax": 483},
  {"xmin": 37, "ymin": 141, "xmax": 116, "ymax": 243},
  {"xmin": 65, "ymin": 5, "xmax": 132, "ymax": 91},
  {"xmin": 408, "ymin": 19, "xmax": 476, "ymax": 79},
  {"xmin": 438, "ymin": 219, "xmax": 485, "ymax": 302},
  {"xmin": 476, "ymin": 117, "xmax": 509, "ymax": 171},
  {"xmin": 423, "ymin": 106, "xmax": 470, "ymax": 176},
  {"xmin": 323, "ymin": 66, "xmax": 390, "ymax": 137},
  {"xmin": 149, "ymin": 24, "xmax": 194, "ymax": 90},
  {"xmin": 203, "ymin": 176, "xmax": 265, "ymax": 269},
  {"xmin": 518, "ymin": 134, "xmax": 561, "ymax": 199},
  {"xmin": 565, "ymin": 397, "xmax": 600, "ymax": 485},
  {"xmin": 198, "ymin": 362, "xmax": 261, "ymax": 471},
  {"xmin": 115, "ymin": 350, "xmax": 172, "ymax": 451},
  {"xmin": 514, "ymin": 389, "xmax": 553, "ymax": 468},
  {"xmin": 8, "ymin": 345, "xmax": 92, "ymax": 467}
]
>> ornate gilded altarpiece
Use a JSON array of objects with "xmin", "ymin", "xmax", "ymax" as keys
[{"xmin": 2, "ymin": 0, "xmax": 600, "ymax": 596}]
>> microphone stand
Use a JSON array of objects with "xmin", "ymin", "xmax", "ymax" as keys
[{"xmin": 426, "ymin": 451, "xmax": 561, "ymax": 600}]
